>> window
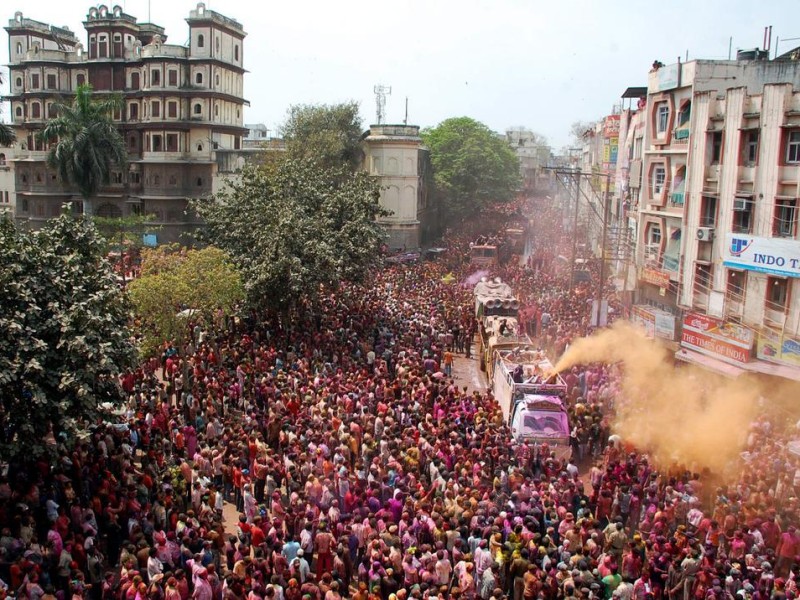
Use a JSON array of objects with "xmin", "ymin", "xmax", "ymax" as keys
[
  {"xmin": 732, "ymin": 197, "xmax": 753, "ymax": 234},
  {"xmin": 152, "ymin": 135, "xmax": 162, "ymax": 152},
  {"xmin": 168, "ymin": 69, "xmax": 178, "ymax": 86},
  {"xmin": 129, "ymin": 172, "xmax": 141, "ymax": 184},
  {"xmin": 46, "ymin": 74, "xmax": 56, "ymax": 89},
  {"xmin": 743, "ymin": 130, "xmax": 759, "ymax": 166},
  {"xmin": 77, "ymin": 73, "xmax": 86, "ymax": 86},
  {"xmin": 197, "ymin": 143, "xmax": 203, "ymax": 151},
  {"xmin": 710, "ymin": 131, "xmax": 724, "ymax": 164},
  {"xmin": 98, "ymin": 34, "xmax": 108, "ymax": 58},
  {"xmin": 215, "ymin": 73, "xmax": 220, "ymax": 87},
  {"xmin": 166, "ymin": 133, "xmax": 178, "ymax": 152},
  {"xmin": 129, "ymin": 135, "xmax": 137, "ymax": 149},
  {"xmin": 215, "ymin": 37, "xmax": 220, "ymax": 53},
  {"xmin": 151, "ymin": 69, "xmax": 161, "ymax": 86},
  {"xmin": 787, "ymin": 131, "xmax": 800, "ymax": 164},
  {"xmin": 195, "ymin": 72, "xmax": 203, "ymax": 85},
  {"xmin": 31, "ymin": 102, "xmax": 41, "ymax": 119},
  {"xmin": 129, "ymin": 103, "xmax": 139, "ymax": 120},
  {"xmin": 774, "ymin": 199, "xmax": 797, "ymax": 238},
  {"xmin": 130, "ymin": 72, "xmax": 140, "ymax": 90},
  {"xmin": 656, "ymin": 103, "xmax": 669, "ymax": 134},
  {"xmin": 22, "ymin": 199, "xmax": 29, "ymax": 212},
  {"xmin": 727, "ymin": 270, "xmax": 746, "ymax": 300},
  {"xmin": 168, "ymin": 101, "xmax": 177, "ymax": 118},
  {"xmin": 214, "ymin": 104, "xmax": 219, "ymax": 117},
  {"xmin": 193, "ymin": 103, "xmax": 202, "ymax": 115},
  {"xmin": 15, "ymin": 77, "xmax": 22, "ymax": 88},
  {"xmin": 694, "ymin": 264, "xmax": 713, "ymax": 294},
  {"xmin": 0, "ymin": 154, "xmax": 5, "ymax": 166},
  {"xmin": 234, "ymin": 44, "xmax": 239, "ymax": 61},
  {"xmin": 767, "ymin": 277, "xmax": 788, "ymax": 311},
  {"xmin": 151, "ymin": 101, "xmax": 160, "ymax": 118},
  {"xmin": 700, "ymin": 195, "xmax": 718, "ymax": 227},
  {"xmin": 16, "ymin": 42, "xmax": 22, "ymax": 55},
  {"xmin": 15, "ymin": 106, "xmax": 22, "ymax": 118},
  {"xmin": 197, "ymin": 34, "xmax": 204, "ymax": 48},
  {"xmin": 653, "ymin": 166, "xmax": 666, "ymax": 196},
  {"xmin": 196, "ymin": 177, "xmax": 204, "ymax": 187},
  {"xmin": 30, "ymin": 73, "xmax": 39, "ymax": 89},
  {"xmin": 677, "ymin": 101, "xmax": 691, "ymax": 126},
  {"xmin": 46, "ymin": 103, "xmax": 54, "ymax": 118}
]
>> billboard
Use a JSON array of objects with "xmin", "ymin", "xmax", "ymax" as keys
[
  {"xmin": 723, "ymin": 233, "xmax": 800, "ymax": 278},
  {"xmin": 680, "ymin": 312, "xmax": 754, "ymax": 364},
  {"xmin": 757, "ymin": 328, "xmax": 800, "ymax": 367}
]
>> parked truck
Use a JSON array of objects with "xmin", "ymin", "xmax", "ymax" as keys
[{"xmin": 491, "ymin": 345, "xmax": 572, "ymax": 461}]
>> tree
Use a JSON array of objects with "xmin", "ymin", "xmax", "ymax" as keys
[
  {"xmin": 421, "ymin": 117, "xmax": 520, "ymax": 222},
  {"xmin": 127, "ymin": 245, "xmax": 244, "ymax": 357},
  {"xmin": 37, "ymin": 84, "xmax": 127, "ymax": 216},
  {"xmin": 193, "ymin": 160, "xmax": 387, "ymax": 311},
  {"xmin": 0, "ymin": 72, "xmax": 15, "ymax": 146},
  {"xmin": 569, "ymin": 120, "xmax": 597, "ymax": 144},
  {"xmin": 94, "ymin": 213, "xmax": 161, "ymax": 284},
  {"xmin": 0, "ymin": 211, "xmax": 136, "ymax": 461},
  {"xmin": 280, "ymin": 102, "xmax": 364, "ymax": 171}
]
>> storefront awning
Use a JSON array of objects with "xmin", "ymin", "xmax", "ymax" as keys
[{"xmin": 674, "ymin": 349, "xmax": 747, "ymax": 379}]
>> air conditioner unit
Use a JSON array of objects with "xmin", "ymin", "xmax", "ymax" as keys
[
  {"xmin": 697, "ymin": 227, "xmax": 716, "ymax": 241},
  {"xmin": 733, "ymin": 197, "xmax": 749, "ymax": 211}
]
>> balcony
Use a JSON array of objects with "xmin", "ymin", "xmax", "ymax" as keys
[
  {"xmin": 669, "ymin": 191, "xmax": 685, "ymax": 207},
  {"xmin": 672, "ymin": 127, "xmax": 690, "ymax": 147}
]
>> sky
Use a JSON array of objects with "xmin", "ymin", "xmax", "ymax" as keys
[{"xmin": 1, "ymin": 0, "xmax": 799, "ymax": 149}]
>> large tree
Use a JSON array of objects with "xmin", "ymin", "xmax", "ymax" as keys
[
  {"xmin": 37, "ymin": 84, "xmax": 127, "ymax": 216},
  {"xmin": 193, "ymin": 160, "xmax": 386, "ymax": 310},
  {"xmin": 280, "ymin": 102, "xmax": 364, "ymax": 171},
  {"xmin": 0, "ymin": 211, "xmax": 136, "ymax": 461},
  {"xmin": 422, "ymin": 117, "xmax": 520, "ymax": 222},
  {"xmin": 127, "ymin": 245, "xmax": 244, "ymax": 357}
]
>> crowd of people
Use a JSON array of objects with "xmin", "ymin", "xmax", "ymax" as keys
[{"xmin": 2, "ymin": 196, "xmax": 800, "ymax": 600}]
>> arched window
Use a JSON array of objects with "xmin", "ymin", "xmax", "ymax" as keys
[
  {"xmin": 234, "ymin": 45, "xmax": 239, "ymax": 61},
  {"xmin": 197, "ymin": 34, "xmax": 204, "ymax": 48},
  {"xmin": 16, "ymin": 42, "xmax": 22, "ymax": 54},
  {"xmin": 15, "ymin": 77, "xmax": 21, "ymax": 88},
  {"xmin": 0, "ymin": 154, "xmax": 6, "ymax": 166},
  {"xmin": 77, "ymin": 73, "xmax": 86, "ymax": 86},
  {"xmin": 215, "ymin": 37, "xmax": 220, "ymax": 53},
  {"xmin": 214, "ymin": 104, "xmax": 219, "ymax": 117},
  {"xmin": 15, "ymin": 106, "xmax": 22, "ymax": 118},
  {"xmin": 197, "ymin": 143, "xmax": 203, "ymax": 152},
  {"xmin": 195, "ymin": 72, "xmax": 203, "ymax": 85},
  {"xmin": 193, "ymin": 103, "xmax": 202, "ymax": 115}
]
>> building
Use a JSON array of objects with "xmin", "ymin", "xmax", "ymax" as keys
[
  {"xmin": 505, "ymin": 127, "xmax": 552, "ymax": 193},
  {"xmin": 4, "ymin": 3, "xmax": 247, "ymax": 243},
  {"xmin": 363, "ymin": 124, "xmax": 436, "ymax": 250},
  {"xmin": 0, "ymin": 147, "xmax": 15, "ymax": 217},
  {"xmin": 636, "ymin": 54, "xmax": 800, "ymax": 379}
]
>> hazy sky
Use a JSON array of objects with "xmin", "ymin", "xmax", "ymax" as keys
[{"xmin": 2, "ymin": 0, "xmax": 799, "ymax": 149}]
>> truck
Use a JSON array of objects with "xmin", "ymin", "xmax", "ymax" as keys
[
  {"xmin": 491, "ymin": 345, "xmax": 572, "ymax": 461},
  {"xmin": 473, "ymin": 278, "xmax": 527, "ymax": 373}
]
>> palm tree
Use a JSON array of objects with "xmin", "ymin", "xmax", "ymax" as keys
[
  {"xmin": 0, "ymin": 72, "xmax": 15, "ymax": 146},
  {"xmin": 37, "ymin": 84, "xmax": 126, "ymax": 216}
]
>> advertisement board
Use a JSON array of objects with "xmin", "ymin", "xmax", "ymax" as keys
[
  {"xmin": 641, "ymin": 267, "xmax": 671, "ymax": 288},
  {"xmin": 681, "ymin": 312, "xmax": 754, "ymax": 363},
  {"xmin": 757, "ymin": 329, "xmax": 800, "ymax": 367},
  {"xmin": 656, "ymin": 64, "xmax": 680, "ymax": 91},
  {"xmin": 631, "ymin": 305, "xmax": 676, "ymax": 341},
  {"xmin": 723, "ymin": 233, "xmax": 800, "ymax": 278}
]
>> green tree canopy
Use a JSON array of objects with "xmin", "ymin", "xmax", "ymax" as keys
[
  {"xmin": 422, "ymin": 117, "xmax": 520, "ymax": 222},
  {"xmin": 280, "ymin": 102, "xmax": 364, "ymax": 171},
  {"xmin": 127, "ymin": 245, "xmax": 244, "ymax": 357},
  {"xmin": 0, "ymin": 211, "xmax": 136, "ymax": 461},
  {"xmin": 193, "ymin": 159, "xmax": 386, "ymax": 311},
  {"xmin": 37, "ymin": 84, "xmax": 127, "ymax": 215}
]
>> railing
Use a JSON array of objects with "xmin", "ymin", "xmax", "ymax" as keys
[
  {"xmin": 672, "ymin": 128, "xmax": 689, "ymax": 147},
  {"xmin": 669, "ymin": 191, "xmax": 685, "ymax": 207}
]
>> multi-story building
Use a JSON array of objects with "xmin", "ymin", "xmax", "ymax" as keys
[
  {"xmin": 363, "ymin": 124, "xmax": 436, "ymax": 250},
  {"xmin": 4, "ymin": 2, "xmax": 247, "ymax": 242},
  {"xmin": 505, "ymin": 127, "xmax": 552, "ymax": 193},
  {"xmin": 0, "ymin": 147, "xmax": 15, "ymax": 217},
  {"xmin": 637, "ymin": 54, "xmax": 800, "ymax": 379}
]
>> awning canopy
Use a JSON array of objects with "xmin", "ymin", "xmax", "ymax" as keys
[{"xmin": 674, "ymin": 349, "xmax": 746, "ymax": 379}]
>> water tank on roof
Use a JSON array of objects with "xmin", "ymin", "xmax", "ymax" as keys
[{"xmin": 737, "ymin": 48, "xmax": 769, "ymax": 61}]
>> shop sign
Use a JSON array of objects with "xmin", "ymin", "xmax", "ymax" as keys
[
  {"xmin": 757, "ymin": 328, "xmax": 800, "ymax": 367},
  {"xmin": 681, "ymin": 312, "xmax": 753, "ymax": 363},
  {"xmin": 723, "ymin": 233, "xmax": 800, "ymax": 278},
  {"xmin": 641, "ymin": 267, "xmax": 671, "ymax": 288}
]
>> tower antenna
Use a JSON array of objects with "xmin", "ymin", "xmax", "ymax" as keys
[{"xmin": 373, "ymin": 84, "xmax": 391, "ymax": 124}]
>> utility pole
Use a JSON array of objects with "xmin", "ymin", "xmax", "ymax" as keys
[
  {"xmin": 596, "ymin": 173, "xmax": 611, "ymax": 326},
  {"xmin": 569, "ymin": 168, "xmax": 580, "ymax": 292}
]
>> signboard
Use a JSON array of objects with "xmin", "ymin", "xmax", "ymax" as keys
[
  {"xmin": 656, "ymin": 63, "xmax": 680, "ymax": 91},
  {"xmin": 142, "ymin": 233, "xmax": 158, "ymax": 247},
  {"xmin": 604, "ymin": 115, "xmax": 621, "ymax": 137},
  {"xmin": 723, "ymin": 233, "xmax": 800, "ymax": 278},
  {"xmin": 631, "ymin": 305, "xmax": 676, "ymax": 341},
  {"xmin": 681, "ymin": 312, "xmax": 754, "ymax": 364},
  {"xmin": 641, "ymin": 267, "xmax": 671, "ymax": 288},
  {"xmin": 757, "ymin": 328, "xmax": 800, "ymax": 367}
]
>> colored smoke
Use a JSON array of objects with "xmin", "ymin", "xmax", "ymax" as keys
[{"xmin": 553, "ymin": 321, "xmax": 764, "ymax": 477}]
